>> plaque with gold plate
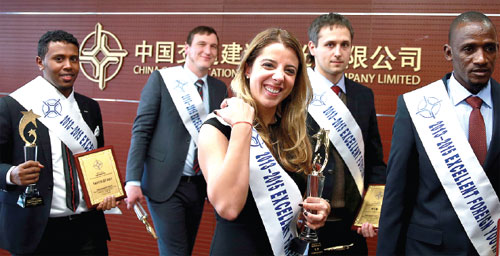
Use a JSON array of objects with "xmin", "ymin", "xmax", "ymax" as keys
[
  {"xmin": 351, "ymin": 184, "xmax": 385, "ymax": 230},
  {"xmin": 73, "ymin": 146, "xmax": 125, "ymax": 208}
]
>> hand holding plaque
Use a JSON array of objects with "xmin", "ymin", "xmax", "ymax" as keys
[
  {"xmin": 352, "ymin": 184, "xmax": 385, "ymax": 231},
  {"xmin": 73, "ymin": 146, "xmax": 125, "ymax": 208}
]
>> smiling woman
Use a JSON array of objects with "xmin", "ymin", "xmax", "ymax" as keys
[
  {"xmin": 197, "ymin": 28, "xmax": 331, "ymax": 255},
  {"xmin": 245, "ymin": 42, "xmax": 298, "ymax": 123}
]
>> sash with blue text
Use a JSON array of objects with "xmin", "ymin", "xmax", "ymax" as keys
[
  {"xmin": 160, "ymin": 66, "xmax": 207, "ymax": 144},
  {"xmin": 404, "ymin": 80, "xmax": 500, "ymax": 255},
  {"xmin": 10, "ymin": 76, "xmax": 97, "ymax": 154},
  {"xmin": 209, "ymin": 114, "xmax": 303, "ymax": 256},
  {"xmin": 307, "ymin": 68, "xmax": 365, "ymax": 196}
]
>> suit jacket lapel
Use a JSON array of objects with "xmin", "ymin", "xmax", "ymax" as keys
[
  {"xmin": 75, "ymin": 95, "xmax": 91, "ymax": 125},
  {"xmin": 484, "ymin": 79, "xmax": 500, "ymax": 169},
  {"xmin": 344, "ymin": 78, "xmax": 358, "ymax": 115},
  {"xmin": 207, "ymin": 77, "xmax": 218, "ymax": 112},
  {"xmin": 37, "ymin": 121, "xmax": 52, "ymax": 171}
]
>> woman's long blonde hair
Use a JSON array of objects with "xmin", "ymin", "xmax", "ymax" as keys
[{"xmin": 231, "ymin": 28, "xmax": 313, "ymax": 174}]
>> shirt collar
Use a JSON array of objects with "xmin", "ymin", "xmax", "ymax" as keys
[
  {"xmin": 183, "ymin": 65, "xmax": 208, "ymax": 86},
  {"xmin": 448, "ymin": 72, "xmax": 492, "ymax": 108},
  {"xmin": 67, "ymin": 90, "xmax": 75, "ymax": 103},
  {"xmin": 335, "ymin": 75, "xmax": 346, "ymax": 94},
  {"xmin": 312, "ymin": 68, "xmax": 346, "ymax": 93}
]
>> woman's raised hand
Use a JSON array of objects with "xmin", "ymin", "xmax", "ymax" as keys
[{"xmin": 216, "ymin": 97, "xmax": 255, "ymax": 126}]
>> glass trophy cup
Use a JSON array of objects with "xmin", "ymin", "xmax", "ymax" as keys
[
  {"xmin": 299, "ymin": 128, "xmax": 330, "ymax": 242},
  {"xmin": 134, "ymin": 203, "xmax": 158, "ymax": 239},
  {"xmin": 17, "ymin": 110, "xmax": 44, "ymax": 208}
]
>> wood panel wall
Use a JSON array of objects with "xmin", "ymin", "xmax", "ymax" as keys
[{"xmin": 1, "ymin": 1, "xmax": 499, "ymax": 255}]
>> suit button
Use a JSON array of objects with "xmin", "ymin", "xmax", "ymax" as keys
[{"xmin": 48, "ymin": 185, "xmax": 53, "ymax": 190}]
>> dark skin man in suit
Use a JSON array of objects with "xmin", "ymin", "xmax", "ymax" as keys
[
  {"xmin": 377, "ymin": 11, "xmax": 499, "ymax": 255},
  {"xmin": 0, "ymin": 30, "xmax": 117, "ymax": 255}
]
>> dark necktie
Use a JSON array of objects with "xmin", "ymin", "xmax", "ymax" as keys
[
  {"xmin": 192, "ymin": 79, "xmax": 204, "ymax": 174},
  {"xmin": 195, "ymin": 79, "xmax": 204, "ymax": 100},
  {"xmin": 466, "ymin": 96, "xmax": 487, "ymax": 165},
  {"xmin": 331, "ymin": 85, "xmax": 341, "ymax": 96},
  {"xmin": 61, "ymin": 142, "xmax": 79, "ymax": 211}
]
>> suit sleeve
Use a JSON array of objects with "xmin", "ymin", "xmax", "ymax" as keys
[
  {"xmin": 125, "ymin": 71, "xmax": 163, "ymax": 182},
  {"xmin": 377, "ymin": 96, "xmax": 419, "ymax": 255},
  {"xmin": 365, "ymin": 88, "xmax": 387, "ymax": 185},
  {"xmin": 94, "ymin": 100, "xmax": 104, "ymax": 148},
  {"xmin": 0, "ymin": 97, "xmax": 14, "ymax": 190}
]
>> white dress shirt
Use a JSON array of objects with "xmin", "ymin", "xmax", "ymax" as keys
[{"xmin": 447, "ymin": 73, "xmax": 493, "ymax": 150}]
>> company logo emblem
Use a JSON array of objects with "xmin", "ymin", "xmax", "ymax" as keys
[
  {"xmin": 42, "ymin": 99, "xmax": 62, "ymax": 118},
  {"xmin": 80, "ymin": 23, "xmax": 128, "ymax": 90},
  {"xmin": 93, "ymin": 159, "xmax": 103, "ymax": 170},
  {"xmin": 251, "ymin": 133, "xmax": 264, "ymax": 148},
  {"xmin": 175, "ymin": 80, "xmax": 188, "ymax": 93},
  {"xmin": 416, "ymin": 96, "xmax": 441, "ymax": 119},
  {"xmin": 311, "ymin": 92, "xmax": 327, "ymax": 106}
]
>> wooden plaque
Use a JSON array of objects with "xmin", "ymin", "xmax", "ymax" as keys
[{"xmin": 74, "ymin": 145, "xmax": 125, "ymax": 208}]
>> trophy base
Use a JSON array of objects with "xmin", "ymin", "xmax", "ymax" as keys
[
  {"xmin": 299, "ymin": 229, "xmax": 319, "ymax": 242},
  {"xmin": 17, "ymin": 185, "xmax": 44, "ymax": 208},
  {"xmin": 308, "ymin": 242, "xmax": 323, "ymax": 255},
  {"xmin": 290, "ymin": 237, "xmax": 309, "ymax": 255},
  {"xmin": 290, "ymin": 238, "xmax": 323, "ymax": 255}
]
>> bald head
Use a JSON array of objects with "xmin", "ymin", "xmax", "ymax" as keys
[
  {"xmin": 449, "ymin": 11, "xmax": 497, "ymax": 43},
  {"xmin": 444, "ymin": 11, "xmax": 499, "ymax": 94}
]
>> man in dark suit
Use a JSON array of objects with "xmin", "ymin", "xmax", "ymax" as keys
[
  {"xmin": 306, "ymin": 13, "xmax": 386, "ymax": 255},
  {"xmin": 0, "ymin": 30, "xmax": 117, "ymax": 255},
  {"xmin": 378, "ymin": 11, "xmax": 500, "ymax": 255},
  {"xmin": 125, "ymin": 26, "xmax": 227, "ymax": 255}
]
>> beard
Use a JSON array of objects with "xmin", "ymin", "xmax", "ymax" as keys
[{"xmin": 467, "ymin": 80, "xmax": 488, "ymax": 94}]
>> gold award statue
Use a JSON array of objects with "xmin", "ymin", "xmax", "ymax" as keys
[
  {"xmin": 17, "ymin": 110, "xmax": 44, "ymax": 208},
  {"xmin": 134, "ymin": 203, "xmax": 158, "ymax": 239}
]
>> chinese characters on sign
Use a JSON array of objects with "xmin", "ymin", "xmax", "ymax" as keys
[{"xmin": 132, "ymin": 40, "xmax": 422, "ymax": 85}]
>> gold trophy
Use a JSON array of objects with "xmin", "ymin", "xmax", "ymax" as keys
[
  {"xmin": 17, "ymin": 110, "xmax": 44, "ymax": 208},
  {"xmin": 133, "ymin": 203, "xmax": 158, "ymax": 239}
]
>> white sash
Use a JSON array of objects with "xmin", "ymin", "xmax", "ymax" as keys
[
  {"xmin": 249, "ymin": 126, "xmax": 302, "ymax": 256},
  {"xmin": 307, "ymin": 68, "xmax": 365, "ymax": 196},
  {"xmin": 208, "ymin": 114, "xmax": 302, "ymax": 255},
  {"xmin": 10, "ymin": 76, "xmax": 97, "ymax": 154},
  {"xmin": 160, "ymin": 66, "xmax": 207, "ymax": 144},
  {"xmin": 404, "ymin": 80, "xmax": 500, "ymax": 256}
]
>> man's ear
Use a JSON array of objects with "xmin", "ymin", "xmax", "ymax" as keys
[
  {"xmin": 36, "ymin": 56, "xmax": 44, "ymax": 71},
  {"xmin": 308, "ymin": 41, "xmax": 316, "ymax": 57},
  {"xmin": 444, "ymin": 44, "xmax": 453, "ymax": 62}
]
